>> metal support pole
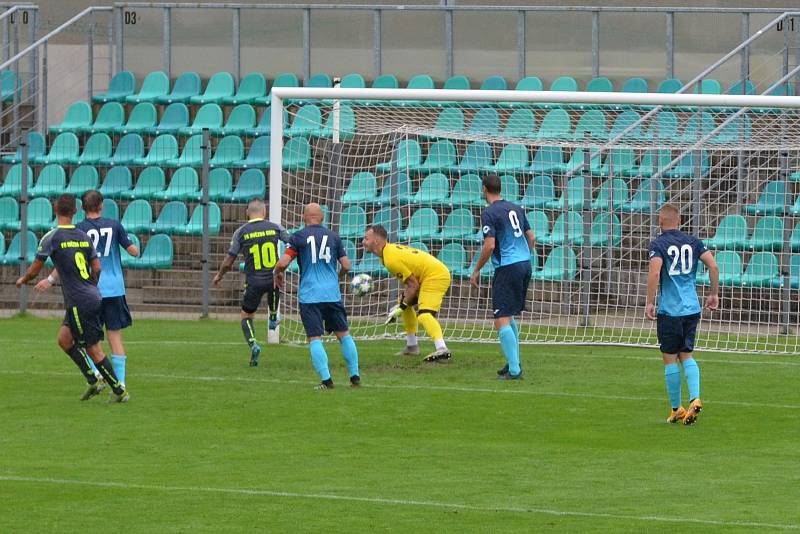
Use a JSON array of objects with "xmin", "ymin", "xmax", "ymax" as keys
[
  {"xmin": 19, "ymin": 141, "xmax": 29, "ymax": 314},
  {"xmin": 373, "ymin": 9, "xmax": 381, "ymax": 78},
  {"xmin": 740, "ymin": 13, "xmax": 750, "ymax": 85},
  {"xmin": 114, "ymin": 6, "xmax": 123, "ymax": 73},
  {"xmin": 28, "ymin": 9, "xmax": 36, "ymax": 100},
  {"xmin": 580, "ymin": 151, "xmax": 592, "ymax": 326},
  {"xmin": 302, "ymin": 9, "xmax": 310, "ymax": 83},
  {"xmin": 40, "ymin": 40, "xmax": 46, "ymax": 133},
  {"xmin": 232, "ymin": 8, "xmax": 240, "ymax": 82},
  {"xmin": 107, "ymin": 9, "xmax": 114, "ymax": 81},
  {"xmin": 11, "ymin": 18, "xmax": 18, "ymax": 145},
  {"xmin": 795, "ymin": 17, "xmax": 800, "ymax": 96},
  {"xmin": 163, "ymin": 7, "xmax": 171, "ymax": 78},
  {"xmin": 200, "ymin": 128, "xmax": 210, "ymax": 318},
  {"xmin": 88, "ymin": 17, "xmax": 94, "ymax": 102},
  {"xmin": 268, "ymin": 95, "xmax": 283, "ymax": 226},
  {"xmin": 692, "ymin": 150, "xmax": 702, "ymax": 234},
  {"xmin": 591, "ymin": 11, "xmax": 600, "ymax": 78},
  {"xmin": 666, "ymin": 12, "xmax": 674, "ymax": 80},
  {"xmin": 517, "ymin": 11, "xmax": 526, "ymax": 81},
  {"xmin": 332, "ymin": 77, "xmax": 341, "ymax": 144},
  {"xmin": 444, "ymin": 8, "xmax": 453, "ymax": 78},
  {"xmin": 1, "ymin": 15, "xmax": 7, "ymax": 63},
  {"xmin": 736, "ymin": 150, "xmax": 745, "ymax": 212}
]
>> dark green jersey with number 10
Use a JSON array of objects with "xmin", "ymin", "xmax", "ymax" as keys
[
  {"xmin": 227, "ymin": 218, "xmax": 290, "ymax": 286},
  {"xmin": 36, "ymin": 225, "xmax": 101, "ymax": 308}
]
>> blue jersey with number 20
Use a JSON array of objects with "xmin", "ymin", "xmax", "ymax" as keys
[
  {"xmin": 648, "ymin": 229, "xmax": 707, "ymax": 317},
  {"xmin": 288, "ymin": 224, "xmax": 345, "ymax": 304}
]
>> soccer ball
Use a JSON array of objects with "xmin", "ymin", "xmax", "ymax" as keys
[{"xmin": 350, "ymin": 273, "xmax": 373, "ymax": 297}]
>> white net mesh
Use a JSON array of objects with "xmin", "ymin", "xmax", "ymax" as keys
[{"xmin": 275, "ymin": 93, "xmax": 800, "ymax": 353}]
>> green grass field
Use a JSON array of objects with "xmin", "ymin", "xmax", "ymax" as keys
[{"xmin": 1, "ymin": 315, "xmax": 798, "ymax": 533}]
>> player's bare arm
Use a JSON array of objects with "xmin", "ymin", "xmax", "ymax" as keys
[
  {"xmin": 645, "ymin": 257, "xmax": 662, "ymax": 321},
  {"xmin": 127, "ymin": 243, "xmax": 140, "ymax": 257},
  {"xmin": 90, "ymin": 257, "xmax": 101, "ymax": 284},
  {"xmin": 34, "ymin": 268, "xmax": 59, "ymax": 293},
  {"xmin": 15, "ymin": 259, "xmax": 45, "ymax": 288},
  {"xmin": 470, "ymin": 236, "xmax": 495, "ymax": 288},
  {"xmin": 699, "ymin": 250, "xmax": 720, "ymax": 310},
  {"xmin": 212, "ymin": 255, "xmax": 236, "ymax": 286},
  {"xmin": 525, "ymin": 228, "xmax": 536, "ymax": 251},
  {"xmin": 273, "ymin": 252, "xmax": 294, "ymax": 289}
]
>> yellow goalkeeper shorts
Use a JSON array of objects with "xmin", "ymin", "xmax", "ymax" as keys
[{"xmin": 417, "ymin": 272, "xmax": 451, "ymax": 313}]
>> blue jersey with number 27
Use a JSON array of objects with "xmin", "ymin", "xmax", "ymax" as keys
[
  {"xmin": 288, "ymin": 224, "xmax": 345, "ymax": 304},
  {"xmin": 648, "ymin": 229, "xmax": 708, "ymax": 317}
]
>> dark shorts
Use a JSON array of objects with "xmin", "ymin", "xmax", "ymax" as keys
[
  {"xmin": 241, "ymin": 283, "xmax": 280, "ymax": 314},
  {"xmin": 62, "ymin": 300, "xmax": 105, "ymax": 348},
  {"xmin": 492, "ymin": 261, "xmax": 532, "ymax": 318},
  {"xmin": 101, "ymin": 295, "xmax": 132, "ymax": 331},
  {"xmin": 299, "ymin": 301, "xmax": 349, "ymax": 338},
  {"xmin": 657, "ymin": 313, "xmax": 701, "ymax": 354}
]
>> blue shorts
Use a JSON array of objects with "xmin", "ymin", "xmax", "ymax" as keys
[
  {"xmin": 491, "ymin": 261, "xmax": 532, "ymax": 318},
  {"xmin": 101, "ymin": 295, "xmax": 133, "ymax": 331},
  {"xmin": 299, "ymin": 301, "xmax": 349, "ymax": 338},
  {"xmin": 657, "ymin": 313, "xmax": 700, "ymax": 354}
]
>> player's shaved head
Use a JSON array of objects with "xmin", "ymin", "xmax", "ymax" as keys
[
  {"xmin": 659, "ymin": 203, "xmax": 680, "ymax": 230},
  {"xmin": 303, "ymin": 202, "xmax": 324, "ymax": 225},
  {"xmin": 247, "ymin": 198, "xmax": 266, "ymax": 218}
]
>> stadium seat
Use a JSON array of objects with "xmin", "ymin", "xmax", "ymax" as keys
[
  {"xmin": 286, "ymin": 104, "xmax": 323, "ymax": 137},
  {"xmin": 120, "ymin": 199, "xmax": 153, "ymax": 234},
  {"xmin": 143, "ymin": 103, "xmax": 189, "ymax": 135},
  {"xmin": 98, "ymin": 166, "xmax": 133, "ymax": 199},
  {"xmin": 411, "ymin": 140, "xmax": 457, "ymax": 173},
  {"xmin": 693, "ymin": 78, "xmax": 722, "ymax": 95},
  {"xmin": 120, "ymin": 166, "xmax": 165, "ymax": 200},
  {"xmin": 556, "ymin": 147, "xmax": 601, "ymax": 175},
  {"xmin": 34, "ymin": 133, "xmax": 79, "ymax": 165},
  {"xmin": 709, "ymin": 114, "xmax": 751, "ymax": 145},
  {"xmin": 621, "ymin": 77, "xmax": 649, "ymax": 97},
  {"xmin": 338, "ymin": 205, "xmax": 367, "ymax": 238},
  {"xmin": 500, "ymin": 174, "xmax": 520, "ymax": 202},
  {"xmin": 377, "ymin": 173, "xmax": 410, "ymax": 205},
  {"xmin": 254, "ymin": 72, "xmax": 300, "ymax": 106},
  {"xmin": 156, "ymin": 71, "xmax": 201, "ymax": 104},
  {"xmin": 341, "ymin": 172, "xmax": 378, "ymax": 204},
  {"xmin": 716, "ymin": 79, "xmax": 756, "ymax": 113},
  {"xmin": 282, "ymin": 137, "xmax": 312, "ymax": 170},
  {"xmin": 221, "ymin": 72, "xmax": 267, "ymax": 105},
  {"xmin": 79, "ymin": 102, "xmax": 125, "ymax": 135},
  {"xmin": 678, "ymin": 111, "xmax": 717, "ymax": 143},
  {"xmin": 210, "ymin": 136, "xmax": 244, "ymax": 168},
  {"xmin": 607, "ymin": 111, "xmax": 644, "ymax": 142},
  {"xmin": 97, "ymin": 133, "xmax": 143, "ymax": 167},
  {"xmin": 101, "ymin": 198, "xmax": 119, "ymax": 220},
  {"xmin": 745, "ymin": 216, "xmax": 784, "ymax": 251},
  {"xmin": 166, "ymin": 134, "xmax": 203, "ymax": 167},
  {"xmin": 113, "ymin": 102, "xmax": 157, "ymax": 135},
  {"xmin": 71, "ymin": 133, "xmax": 112, "ymax": 165},
  {"xmin": 594, "ymin": 148, "xmax": 636, "ymax": 177},
  {"xmin": 520, "ymin": 175, "xmax": 556, "ymax": 208},
  {"xmin": 444, "ymin": 173, "xmax": 483, "ymax": 206},
  {"xmin": 502, "ymin": 108, "xmax": 536, "ymax": 138},
  {"xmin": 411, "ymin": 241, "xmax": 430, "ymax": 252},
  {"xmin": 183, "ymin": 202, "xmax": 222, "ymax": 235},
  {"xmin": 526, "ymin": 210, "xmax": 550, "ymax": 242},
  {"xmin": 482, "ymin": 143, "xmax": 529, "ymax": 173},
  {"xmin": 754, "ymin": 83, "xmax": 796, "ymax": 114},
  {"xmin": 546, "ymin": 176, "xmax": 585, "ymax": 210},
  {"xmin": 437, "ymin": 208, "xmax": 477, "ymax": 241},
  {"xmin": 429, "ymin": 108, "xmax": 464, "ymax": 136},
  {"xmin": 0, "ymin": 196, "xmax": 19, "ymax": 230},
  {"xmin": 408, "ymin": 173, "xmax": 450, "ymax": 204},
  {"xmin": 1, "ymin": 131, "xmax": 46, "ymax": 164},
  {"xmin": 540, "ymin": 76, "xmax": 578, "ymax": 108},
  {"xmin": 447, "ymin": 141, "xmax": 493, "ymax": 173},
  {"xmin": 0, "ymin": 230, "xmax": 37, "ymax": 265},
  {"xmin": 744, "ymin": 181, "xmax": 786, "ymax": 215},
  {"xmin": 398, "ymin": 207, "xmax": 439, "ymax": 240},
  {"xmin": 480, "ymin": 75, "xmax": 507, "ymax": 91},
  {"xmin": 741, "ymin": 252, "xmax": 782, "ymax": 288},
  {"xmin": 590, "ymin": 212, "xmax": 622, "ymax": 247},
  {"xmin": 120, "ymin": 233, "xmax": 140, "ymax": 268},
  {"xmin": 656, "ymin": 78, "xmax": 682, "ymax": 94},
  {"xmin": 0, "ymin": 70, "xmax": 16, "ymax": 102},
  {"xmin": 376, "ymin": 140, "xmax": 421, "ymax": 173},
  {"xmin": 642, "ymin": 111, "xmax": 679, "ymax": 142},
  {"xmin": 789, "ymin": 195, "xmax": 800, "ymax": 216},
  {"xmin": 65, "ymin": 166, "xmax": 99, "ymax": 196},
  {"xmin": 535, "ymin": 108, "xmax": 572, "ymax": 140},
  {"xmin": 26, "ymin": 197, "xmax": 54, "ymax": 231},
  {"xmin": 154, "ymin": 167, "xmax": 200, "ymax": 201},
  {"xmin": 790, "ymin": 256, "xmax": 800, "ymax": 289},
  {"xmin": 577, "ymin": 77, "xmax": 614, "ymax": 110},
  {"xmin": 49, "ymin": 101, "xmax": 92, "ymax": 134},
  {"xmin": 591, "ymin": 178, "xmax": 629, "ymax": 210},
  {"xmin": 233, "ymin": 135, "xmax": 270, "ymax": 168},
  {"xmin": 132, "ymin": 234, "xmax": 173, "ymax": 269},
  {"xmin": 436, "ymin": 75, "xmax": 470, "ymax": 107},
  {"xmin": 662, "ymin": 151, "xmax": 710, "ymax": 179},
  {"xmin": 501, "ymin": 76, "xmax": 543, "ymax": 108},
  {"xmin": 527, "ymin": 146, "xmax": 565, "ymax": 174},
  {"xmin": 0, "ymin": 164, "xmax": 33, "ymax": 196},
  {"xmin": 371, "ymin": 206, "xmax": 401, "ymax": 235},
  {"xmin": 125, "ymin": 71, "xmax": 169, "ymax": 103},
  {"xmin": 341, "ymin": 239, "xmax": 359, "ymax": 266},
  {"xmin": 356, "ymin": 73, "xmax": 399, "ymax": 106},
  {"xmin": 190, "ymin": 72, "xmax": 234, "ymax": 105},
  {"xmin": 93, "ymin": 70, "xmax": 136, "ymax": 103},
  {"xmin": 573, "ymin": 110, "xmax": 607, "ymax": 140},
  {"xmin": 457, "ymin": 251, "xmax": 494, "ymax": 279},
  {"xmin": 620, "ymin": 179, "xmax": 665, "ymax": 212},
  {"xmin": 351, "ymin": 248, "xmax": 388, "ymax": 276},
  {"xmin": 539, "ymin": 211, "xmax": 582, "ymax": 246},
  {"xmin": 467, "ymin": 108, "xmax": 500, "ymax": 137},
  {"xmin": 29, "ymin": 164, "xmax": 66, "ymax": 197},
  {"xmin": 697, "ymin": 250, "xmax": 742, "ymax": 286},
  {"xmin": 703, "ymin": 214, "xmax": 748, "ymax": 250},
  {"xmin": 72, "ymin": 199, "xmax": 86, "ymax": 224},
  {"xmin": 152, "ymin": 201, "xmax": 188, "ymax": 233},
  {"xmin": 178, "ymin": 103, "xmax": 223, "ymax": 136},
  {"xmin": 436, "ymin": 242, "xmax": 468, "ymax": 273},
  {"xmin": 215, "ymin": 104, "xmax": 256, "ymax": 137},
  {"xmin": 289, "ymin": 73, "xmax": 333, "ymax": 106},
  {"xmin": 393, "ymin": 74, "xmax": 435, "ymax": 107},
  {"xmin": 313, "ymin": 105, "xmax": 356, "ymax": 141},
  {"xmin": 248, "ymin": 106, "xmax": 288, "ymax": 138},
  {"xmin": 228, "ymin": 169, "xmax": 266, "ymax": 202},
  {"xmin": 791, "ymin": 225, "xmax": 800, "ymax": 253},
  {"xmin": 206, "ymin": 168, "xmax": 234, "ymax": 201},
  {"xmin": 623, "ymin": 149, "xmax": 672, "ymax": 178},
  {"xmin": 532, "ymin": 246, "xmax": 577, "ymax": 281}
]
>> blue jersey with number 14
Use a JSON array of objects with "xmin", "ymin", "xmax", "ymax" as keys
[
  {"xmin": 648, "ymin": 229, "xmax": 707, "ymax": 317},
  {"xmin": 481, "ymin": 200, "xmax": 531, "ymax": 267},
  {"xmin": 288, "ymin": 224, "xmax": 345, "ymax": 304}
]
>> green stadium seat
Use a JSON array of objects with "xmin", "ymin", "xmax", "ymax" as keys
[
  {"xmin": 98, "ymin": 133, "xmax": 144, "ymax": 167},
  {"xmin": 745, "ymin": 216, "xmax": 784, "ymax": 251},
  {"xmin": 591, "ymin": 178, "xmax": 628, "ymax": 210},
  {"xmin": 501, "ymin": 76, "xmax": 543, "ymax": 108},
  {"xmin": 152, "ymin": 201, "xmax": 188, "ymax": 233},
  {"xmin": 79, "ymin": 102, "xmax": 125, "ymax": 134},
  {"xmin": 697, "ymin": 250, "xmax": 742, "ymax": 286},
  {"xmin": 480, "ymin": 75, "xmax": 506, "ymax": 91},
  {"xmin": 356, "ymin": 74, "xmax": 399, "ymax": 106},
  {"xmin": 206, "ymin": 168, "xmax": 234, "ymax": 201},
  {"xmin": 49, "ymin": 101, "xmax": 92, "ymax": 134},
  {"xmin": 533, "ymin": 246, "xmax": 578, "ymax": 281},
  {"xmin": 436, "ymin": 242, "xmax": 467, "ymax": 273},
  {"xmin": 483, "ymin": 143, "xmax": 529, "ymax": 173},
  {"xmin": 93, "ymin": 71, "xmax": 136, "ymax": 103},
  {"xmin": 790, "ymin": 256, "xmax": 800, "ymax": 289},
  {"xmin": 0, "ymin": 233, "xmax": 4, "ymax": 255},
  {"xmin": 754, "ymin": 84, "xmax": 796, "ymax": 114},
  {"xmin": 282, "ymin": 137, "xmax": 312, "ymax": 171},
  {"xmin": 744, "ymin": 181, "xmax": 786, "ymax": 215},
  {"xmin": 371, "ymin": 206, "xmax": 401, "ymax": 235},
  {"xmin": 447, "ymin": 141, "xmax": 493, "ymax": 173},
  {"xmin": 286, "ymin": 104, "xmax": 323, "ymax": 137},
  {"xmin": 555, "ymin": 147, "xmax": 601, "ymax": 175},
  {"xmin": 342, "ymin": 172, "xmax": 378, "ymax": 204},
  {"xmin": 71, "ymin": 133, "xmax": 112, "ymax": 165},
  {"xmin": 694, "ymin": 79, "xmax": 722, "ymax": 95},
  {"xmin": 678, "ymin": 111, "xmax": 717, "ymax": 143},
  {"xmin": 101, "ymin": 198, "xmax": 119, "ymax": 221},
  {"xmin": 500, "ymin": 174, "xmax": 519, "ymax": 202},
  {"xmin": 539, "ymin": 211, "xmax": 582, "ymax": 246},
  {"xmin": 254, "ymin": 72, "xmax": 300, "ymax": 106},
  {"xmin": 0, "ymin": 70, "xmax": 17, "ymax": 102},
  {"xmin": 30, "ymin": 164, "xmax": 66, "ymax": 197},
  {"xmin": 520, "ymin": 175, "xmax": 556, "ymax": 208},
  {"xmin": 338, "ymin": 205, "xmax": 367, "ymax": 238},
  {"xmin": 229, "ymin": 169, "xmax": 266, "ymax": 202},
  {"xmin": 0, "ymin": 230, "xmax": 37, "ymax": 265},
  {"xmin": 290, "ymin": 73, "xmax": 333, "ymax": 105},
  {"xmin": 594, "ymin": 148, "xmax": 636, "ymax": 177},
  {"xmin": 399, "ymin": 207, "xmax": 439, "ymax": 240},
  {"xmin": 341, "ymin": 239, "xmax": 358, "ymax": 265},
  {"xmin": 546, "ymin": 176, "xmax": 585, "ymax": 210},
  {"xmin": 339, "ymin": 73, "xmax": 366, "ymax": 89},
  {"xmin": 221, "ymin": 72, "xmax": 267, "ymax": 105},
  {"xmin": 132, "ymin": 234, "xmax": 173, "ymax": 269},
  {"xmin": 0, "ymin": 164, "xmax": 33, "ymax": 196},
  {"xmin": 0, "ymin": 196, "xmax": 20, "ymax": 231},
  {"xmin": 120, "ymin": 199, "xmax": 153, "ymax": 234},
  {"xmin": 445, "ymin": 173, "xmax": 483, "ymax": 207},
  {"xmin": 216, "ymin": 104, "xmax": 256, "ymax": 136},
  {"xmin": 120, "ymin": 233, "xmax": 140, "ymax": 268},
  {"xmin": 65, "ymin": 166, "xmax": 99, "ymax": 196},
  {"xmin": 790, "ymin": 195, "xmax": 800, "ymax": 216},
  {"xmin": 393, "ymin": 74, "xmax": 435, "ymax": 107},
  {"xmin": 248, "ymin": 106, "xmax": 288, "ymax": 137},
  {"xmin": 435, "ymin": 75, "xmax": 470, "ymax": 107},
  {"xmin": 178, "ymin": 103, "xmax": 223, "ymax": 136},
  {"xmin": 709, "ymin": 114, "xmax": 751, "ymax": 145},
  {"xmin": 436, "ymin": 208, "xmax": 477, "ymax": 241},
  {"xmin": 535, "ymin": 108, "xmax": 572, "ymax": 140},
  {"xmin": 121, "ymin": 166, "xmax": 165, "ymax": 200},
  {"xmin": 582, "ymin": 77, "xmax": 614, "ymax": 110},
  {"xmin": 526, "ymin": 210, "xmax": 550, "ymax": 243},
  {"xmin": 408, "ymin": 241, "xmax": 429, "ymax": 252},
  {"xmin": 590, "ymin": 212, "xmax": 622, "ymax": 247},
  {"xmin": 457, "ymin": 251, "xmax": 494, "ymax": 279},
  {"xmin": 741, "ymin": 252, "xmax": 782, "ymax": 288},
  {"xmin": 607, "ymin": 111, "xmax": 643, "ymax": 142},
  {"xmin": 527, "ymin": 146, "xmax": 564, "ymax": 174},
  {"xmin": 501, "ymin": 108, "xmax": 536, "ymax": 138},
  {"xmin": 573, "ymin": 110, "xmax": 607, "ymax": 140},
  {"xmin": 313, "ymin": 105, "xmax": 356, "ymax": 141},
  {"xmin": 26, "ymin": 197, "xmax": 54, "ymax": 231},
  {"xmin": 539, "ymin": 77, "xmax": 578, "ymax": 109},
  {"xmin": 98, "ymin": 166, "xmax": 133, "ymax": 199},
  {"xmin": 154, "ymin": 167, "xmax": 200, "ymax": 201},
  {"xmin": 125, "ymin": 71, "xmax": 169, "ymax": 104},
  {"xmin": 183, "ymin": 202, "xmax": 221, "ymax": 235},
  {"xmin": 143, "ymin": 103, "xmax": 189, "ymax": 136},
  {"xmin": 717, "ymin": 80, "xmax": 756, "ymax": 113},
  {"xmin": 376, "ymin": 140, "xmax": 421, "ymax": 173},
  {"xmin": 642, "ymin": 111, "xmax": 679, "ymax": 142},
  {"xmin": 35, "ymin": 133, "xmax": 79, "ymax": 165},
  {"xmin": 409, "ymin": 173, "xmax": 450, "ymax": 204},
  {"xmin": 233, "ymin": 135, "xmax": 270, "ymax": 169},
  {"xmin": 73, "ymin": 199, "xmax": 85, "ymax": 224},
  {"xmin": 210, "ymin": 136, "xmax": 244, "ymax": 168},
  {"xmin": 656, "ymin": 78, "xmax": 682, "ymax": 94},
  {"xmin": 156, "ymin": 71, "xmax": 201, "ymax": 104},
  {"xmin": 166, "ymin": 134, "xmax": 203, "ymax": 168},
  {"xmin": 410, "ymin": 140, "xmax": 457, "ymax": 173},
  {"xmin": 623, "ymin": 149, "xmax": 671, "ymax": 178},
  {"xmin": 2, "ymin": 132, "xmax": 46, "ymax": 164},
  {"xmin": 377, "ymin": 173, "xmax": 410, "ymax": 205},
  {"xmin": 662, "ymin": 151, "xmax": 710, "ymax": 179},
  {"xmin": 428, "ymin": 108, "xmax": 464, "ymax": 136},
  {"xmin": 620, "ymin": 179, "xmax": 665, "ymax": 213},
  {"xmin": 113, "ymin": 102, "xmax": 157, "ymax": 135},
  {"xmin": 190, "ymin": 72, "xmax": 234, "ymax": 105},
  {"xmin": 351, "ymin": 248, "xmax": 388, "ymax": 276},
  {"xmin": 703, "ymin": 214, "xmax": 748, "ymax": 250},
  {"xmin": 622, "ymin": 77, "xmax": 649, "ymax": 94},
  {"xmin": 467, "ymin": 108, "xmax": 500, "ymax": 137}
]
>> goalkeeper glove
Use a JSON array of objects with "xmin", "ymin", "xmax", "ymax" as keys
[{"xmin": 385, "ymin": 301, "xmax": 407, "ymax": 325}]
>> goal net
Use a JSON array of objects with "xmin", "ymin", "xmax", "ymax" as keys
[{"xmin": 269, "ymin": 87, "xmax": 800, "ymax": 354}]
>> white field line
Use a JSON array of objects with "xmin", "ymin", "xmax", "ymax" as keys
[
  {"xmin": 1, "ymin": 369, "xmax": 798, "ymax": 410},
  {"xmin": 0, "ymin": 475, "xmax": 797, "ymax": 530}
]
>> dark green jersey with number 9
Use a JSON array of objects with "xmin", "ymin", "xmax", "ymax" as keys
[
  {"xmin": 36, "ymin": 225, "xmax": 101, "ymax": 307},
  {"xmin": 227, "ymin": 218, "xmax": 290, "ymax": 286}
]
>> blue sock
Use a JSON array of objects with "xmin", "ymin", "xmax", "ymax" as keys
[
  {"xmin": 87, "ymin": 356, "xmax": 99, "ymax": 375},
  {"xmin": 339, "ymin": 335, "xmax": 359, "ymax": 377},
  {"xmin": 110, "ymin": 354, "xmax": 126, "ymax": 385},
  {"xmin": 509, "ymin": 318, "xmax": 519, "ymax": 343},
  {"xmin": 498, "ymin": 325, "xmax": 520, "ymax": 375},
  {"xmin": 309, "ymin": 339, "xmax": 331, "ymax": 381},
  {"xmin": 664, "ymin": 363, "xmax": 682, "ymax": 409},
  {"xmin": 682, "ymin": 358, "xmax": 701, "ymax": 401}
]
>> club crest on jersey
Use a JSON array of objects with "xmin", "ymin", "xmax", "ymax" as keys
[{"xmin": 483, "ymin": 225, "xmax": 490, "ymax": 234}]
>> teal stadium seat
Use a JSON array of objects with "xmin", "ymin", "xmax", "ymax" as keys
[
  {"xmin": 741, "ymin": 252, "xmax": 782, "ymax": 288},
  {"xmin": 483, "ymin": 143, "xmax": 529, "ymax": 173},
  {"xmin": 744, "ymin": 216, "xmax": 783, "ymax": 251},
  {"xmin": 178, "ymin": 103, "xmax": 223, "ymax": 136},
  {"xmin": 445, "ymin": 173, "xmax": 483, "ymax": 206},
  {"xmin": 0, "ymin": 230, "xmax": 37, "ymax": 265},
  {"xmin": 371, "ymin": 206, "xmax": 401, "ymax": 235},
  {"xmin": 703, "ymin": 214, "xmax": 748, "ymax": 250},
  {"xmin": 0, "ymin": 164, "xmax": 33, "ymax": 196},
  {"xmin": 540, "ymin": 76, "xmax": 578, "ymax": 109},
  {"xmin": 358, "ymin": 74, "xmax": 399, "ymax": 106},
  {"xmin": 120, "ymin": 199, "xmax": 153, "ymax": 234},
  {"xmin": 467, "ymin": 108, "xmax": 500, "ymax": 137},
  {"xmin": 233, "ymin": 135, "xmax": 270, "ymax": 169},
  {"xmin": 607, "ymin": 111, "xmax": 643, "ymax": 142},
  {"xmin": 93, "ymin": 70, "xmax": 136, "ymax": 103},
  {"xmin": 526, "ymin": 210, "xmax": 550, "ymax": 243},
  {"xmin": 144, "ymin": 103, "xmax": 189, "ymax": 135},
  {"xmin": 663, "ymin": 151, "xmax": 710, "ymax": 179},
  {"xmin": 437, "ymin": 208, "xmax": 477, "ymax": 241},
  {"xmin": 377, "ymin": 173, "xmax": 410, "ymax": 205},
  {"xmin": 289, "ymin": 73, "xmax": 333, "ymax": 106},
  {"xmin": 120, "ymin": 166, "xmax": 165, "ymax": 200},
  {"xmin": 376, "ymin": 140, "xmax": 421, "ymax": 173},
  {"xmin": 190, "ymin": 72, "xmax": 235, "ymax": 105},
  {"xmin": 539, "ymin": 211, "xmax": 583, "ymax": 246},
  {"xmin": 79, "ymin": 102, "xmax": 125, "ymax": 134},
  {"xmin": 436, "ymin": 75, "xmax": 470, "ymax": 107},
  {"xmin": 125, "ymin": 71, "xmax": 169, "ymax": 104},
  {"xmin": 282, "ymin": 137, "xmax": 312, "ymax": 171},
  {"xmin": 254, "ymin": 72, "xmax": 300, "ymax": 106},
  {"xmin": 502, "ymin": 109, "xmax": 536, "ymax": 138},
  {"xmin": 436, "ymin": 242, "xmax": 467, "ymax": 273},
  {"xmin": 342, "ymin": 172, "xmax": 378, "ymax": 204},
  {"xmin": 72, "ymin": 133, "xmax": 112, "ymax": 165},
  {"xmin": 678, "ymin": 111, "xmax": 717, "ymax": 143},
  {"xmin": 207, "ymin": 168, "xmax": 234, "ymax": 201},
  {"xmin": 210, "ymin": 136, "xmax": 244, "ymax": 168},
  {"xmin": 152, "ymin": 201, "xmax": 188, "ymax": 234},
  {"xmin": 166, "ymin": 134, "xmax": 203, "ymax": 167},
  {"xmin": 221, "ymin": 72, "xmax": 267, "ymax": 105},
  {"xmin": 791, "ymin": 256, "xmax": 800, "ymax": 289},
  {"xmin": 533, "ymin": 246, "xmax": 577, "ymax": 281},
  {"xmin": 394, "ymin": 74, "xmax": 435, "ymax": 107},
  {"xmin": 154, "ymin": 167, "xmax": 200, "ymax": 201},
  {"xmin": 500, "ymin": 174, "xmax": 520, "ymax": 202},
  {"xmin": 594, "ymin": 148, "xmax": 636, "ymax": 177},
  {"xmin": 398, "ymin": 207, "xmax": 439, "ymax": 240},
  {"xmin": 49, "ymin": 101, "xmax": 92, "ymax": 134},
  {"xmin": 66, "ymin": 166, "xmax": 99, "ymax": 196},
  {"xmin": 528, "ymin": 146, "xmax": 565, "ymax": 174},
  {"xmin": 2, "ymin": 131, "xmax": 45, "ymax": 164},
  {"xmin": 710, "ymin": 114, "xmax": 751, "ymax": 145},
  {"xmin": 643, "ymin": 111, "xmax": 679, "ymax": 142},
  {"xmin": 620, "ymin": 179, "xmax": 665, "ymax": 213},
  {"xmin": 520, "ymin": 175, "xmax": 556, "ymax": 208},
  {"xmin": 217, "ymin": 104, "xmax": 256, "ymax": 136},
  {"xmin": 248, "ymin": 106, "xmax": 288, "ymax": 137},
  {"xmin": 113, "ymin": 102, "xmax": 157, "ymax": 135},
  {"xmin": 101, "ymin": 198, "xmax": 120, "ymax": 220},
  {"xmin": 338, "ymin": 205, "xmax": 367, "ymax": 238},
  {"xmin": 408, "ymin": 173, "xmax": 450, "ymax": 204},
  {"xmin": 573, "ymin": 110, "xmax": 607, "ymax": 140},
  {"xmin": 229, "ymin": 169, "xmax": 266, "ymax": 203},
  {"xmin": 697, "ymin": 250, "xmax": 742, "ymax": 286},
  {"xmin": 26, "ymin": 197, "xmax": 54, "ymax": 231},
  {"xmin": 286, "ymin": 104, "xmax": 323, "ymax": 137},
  {"xmin": 448, "ymin": 141, "xmax": 492, "ymax": 173},
  {"xmin": 30, "ymin": 164, "xmax": 66, "ymax": 197},
  {"xmin": 502, "ymin": 76, "xmax": 543, "ymax": 108},
  {"xmin": 132, "ymin": 234, "xmax": 173, "ymax": 269},
  {"xmin": 100, "ymin": 133, "xmax": 144, "ymax": 167},
  {"xmin": 411, "ymin": 140, "xmax": 456, "ymax": 173},
  {"xmin": 590, "ymin": 212, "xmax": 622, "ymax": 247},
  {"xmin": 591, "ymin": 178, "xmax": 628, "ymax": 210},
  {"xmin": 430, "ymin": 108, "xmax": 464, "ymax": 136},
  {"xmin": 0, "ymin": 197, "xmax": 20, "ymax": 230},
  {"xmin": 624, "ymin": 149, "xmax": 672, "ymax": 178},
  {"xmin": 184, "ymin": 202, "xmax": 222, "ymax": 235},
  {"xmin": 157, "ymin": 71, "xmax": 201, "ymax": 104},
  {"xmin": 546, "ymin": 176, "xmax": 585, "ymax": 210},
  {"xmin": 120, "ymin": 234, "xmax": 140, "ymax": 268},
  {"xmin": 0, "ymin": 70, "xmax": 16, "ymax": 102},
  {"xmin": 745, "ymin": 181, "xmax": 786, "ymax": 215},
  {"xmin": 656, "ymin": 78, "xmax": 682, "ymax": 94},
  {"xmin": 314, "ymin": 105, "xmax": 356, "ymax": 141},
  {"xmin": 98, "ymin": 166, "xmax": 133, "ymax": 199},
  {"xmin": 35, "ymin": 133, "xmax": 79, "ymax": 165},
  {"xmin": 535, "ymin": 109, "xmax": 572, "ymax": 140},
  {"xmin": 580, "ymin": 77, "xmax": 614, "ymax": 110}
]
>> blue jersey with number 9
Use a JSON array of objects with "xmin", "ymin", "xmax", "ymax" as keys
[
  {"xmin": 288, "ymin": 224, "xmax": 345, "ymax": 304},
  {"xmin": 648, "ymin": 229, "xmax": 708, "ymax": 317},
  {"xmin": 481, "ymin": 200, "xmax": 531, "ymax": 267}
]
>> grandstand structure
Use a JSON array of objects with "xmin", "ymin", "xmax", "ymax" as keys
[{"xmin": 2, "ymin": 4, "xmax": 800, "ymax": 353}]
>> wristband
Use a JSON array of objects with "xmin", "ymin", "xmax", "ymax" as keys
[
  {"xmin": 47, "ymin": 275, "xmax": 56, "ymax": 285},
  {"xmin": 399, "ymin": 301, "xmax": 407, "ymax": 310}
]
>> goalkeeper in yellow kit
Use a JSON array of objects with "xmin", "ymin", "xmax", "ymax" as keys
[{"xmin": 362, "ymin": 225, "xmax": 452, "ymax": 361}]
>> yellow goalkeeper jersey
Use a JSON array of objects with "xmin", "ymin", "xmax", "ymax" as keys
[{"xmin": 382, "ymin": 243, "xmax": 450, "ymax": 283}]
